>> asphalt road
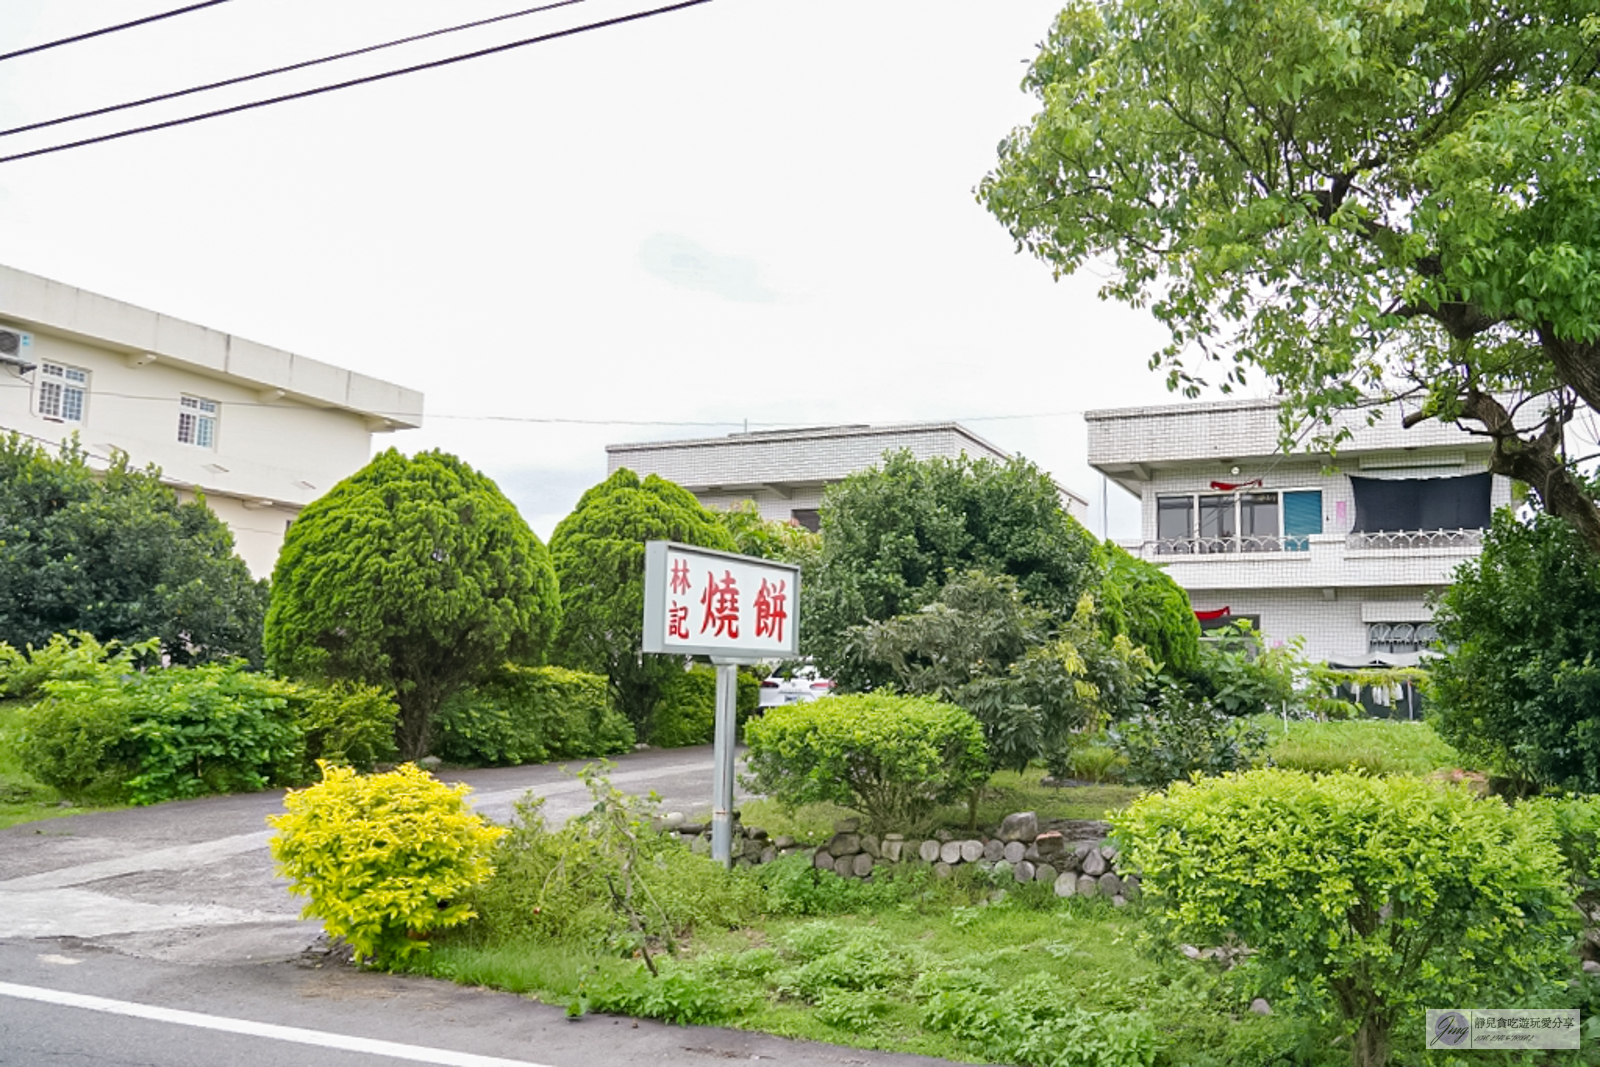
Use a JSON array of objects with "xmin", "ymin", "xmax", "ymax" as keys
[{"xmin": 0, "ymin": 747, "xmax": 951, "ymax": 1067}]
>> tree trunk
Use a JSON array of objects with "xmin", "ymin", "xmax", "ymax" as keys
[
  {"xmin": 1351, "ymin": 1017, "xmax": 1390, "ymax": 1067},
  {"xmin": 1458, "ymin": 389, "xmax": 1600, "ymax": 555}
]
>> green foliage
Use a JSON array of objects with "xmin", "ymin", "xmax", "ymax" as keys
[
  {"xmin": 1096, "ymin": 544, "xmax": 1200, "ymax": 678},
  {"xmin": 269, "ymin": 762, "xmax": 504, "ymax": 967},
  {"xmin": 1431, "ymin": 509, "xmax": 1600, "ymax": 791},
  {"xmin": 548, "ymin": 468, "xmax": 735, "ymax": 735},
  {"xmin": 294, "ymin": 681, "xmax": 398, "ymax": 772},
  {"xmin": 714, "ymin": 500, "xmax": 821, "ymax": 567},
  {"xmin": 432, "ymin": 665, "xmax": 633, "ymax": 766},
  {"xmin": 648, "ymin": 665, "xmax": 714, "ymax": 748},
  {"xmin": 1109, "ymin": 684, "xmax": 1268, "ymax": 786},
  {"xmin": 22, "ymin": 661, "xmax": 306, "ymax": 804},
  {"xmin": 1264, "ymin": 718, "xmax": 1459, "ymax": 778},
  {"xmin": 843, "ymin": 573, "xmax": 1151, "ymax": 775},
  {"xmin": 468, "ymin": 768, "xmax": 762, "ymax": 951},
  {"xmin": 0, "ymin": 631, "xmax": 151, "ymax": 700},
  {"xmin": 0, "ymin": 434, "xmax": 266, "ymax": 665},
  {"xmin": 917, "ymin": 970, "xmax": 1156, "ymax": 1067},
  {"xmin": 1060, "ymin": 739, "xmax": 1126, "ymax": 784},
  {"xmin": 1116, "ymin": 770, "xmax": 1576, "ymax": 1067},
  {"xmin": 743, "ymin": 693, "xmax": 988, "ymax": 831},
  {"xmin": 753, "ymin": 853, "xmax": 931, "ymax": 916},
  {"xmin": 807, "ymin": 451, "xmax": 1100, "ymax": 686},
  {"xmin": 587, "ymin": 964, "xmax": 754, "ymax": 1026},
  {"xmin": 265, "ymin": 449, "xmax": 560, "ymax": 760},
  {"xmin": 982, "ymin": 0, "xmax": 1600, "ymax": 546},
  {"xmin": 1189, "ymin": 624, "xmax": 1299, "ymax": 717}
]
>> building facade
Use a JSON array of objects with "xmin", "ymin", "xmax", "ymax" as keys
[
  {"xmin": 0, "ymin": 264, "xmax": 424, "ymax": 577},
  {"xmin": 607, "ymin": 422, "xmax": 1087, "ymax": 530},
  {"xmin": 1087, "ymin": 397, "xmax": 1513, "ymax": 663}
]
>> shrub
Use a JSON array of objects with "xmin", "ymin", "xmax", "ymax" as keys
[
  {"xmin": 294, "ymin": 682, "xmax": 398, "ymax": 772},
  {"xmin": 268, "ymin": 762, "xmax": 504, "ymax": 967},
  {"xmin": 1265, "ymin": 718, "xmax": 1458, "ymax": 777},
  {"xmin": 1109, "ymin": 684, "xmax": 1267, "ymax": 786},
  {"xmin": 1115, "ymin": 770, "xmax": 1576, "ymax": 1067},
  {"xmin": 469, "ymin": 769, "xmax": 762, "ymax": 952},
  {"xmin": 0, "ymin": 631, "xmax": 153, "ymax": 700},
  {"xmin": 917, "ymin": 970, "xmax": 1156, "ymax": 1067},
  {"xmin": 432, "ymin": 665, "xmax": 633, "ymax": 766},
  {"xmin": 22, "ymin": 662, "xmax": 306, "ymax": 804},
  {"xmin": 646, "ymin": 665, "xmax": 760, "ymax": 748},
  {"xmin": 1431, "ymin": 509, "xmax": 1600, "ymax": 791},
  {"xmin": 742, "ymin": 693, "xmax": 989, "ymax": 830}
]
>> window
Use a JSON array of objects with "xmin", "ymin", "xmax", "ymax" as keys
[
  {"xmin": 1154, "ymin": 489, "xmax": 1323, "ymax": 553},
  {"xmin": 1155, "ymin": 496, "xmax": 1193, "ymax": 552},
  {"xmin": 36, "ymin": 361, "xmax": 88, "ymax": 423},
  {"xmin": 790, "ymin": 508, "xmax": 820, "ymax": 533},
  {"xmin": 178, "ymin": 395, "xmax": 218, "ymax": 448},
  {"xmin": 1350, "ymin": 474, "xmax": 1491, "ymax": 532}
]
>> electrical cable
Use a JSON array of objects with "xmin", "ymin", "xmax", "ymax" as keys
[
  {"xmin": 0, "ymin": 0, "xmax": 712, "ymax": 165},
  {"xmin": 0, "ymin": 0, "xmax": 591, "ymax": 140},
  {"xmin": 0, "ymin": 1, "xmax": 234, "ymax": 64}
]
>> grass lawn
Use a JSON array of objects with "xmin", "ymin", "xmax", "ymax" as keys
[
  {"xmin": 0, "ymin": 698, "xmax": 115, "ymax": 829},
  {"xmin": 1257, "ymin": 715, "xmax": 1462, "ymax": 777}
]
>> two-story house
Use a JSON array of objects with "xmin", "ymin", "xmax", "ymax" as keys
[
  {"xmin": 1086, "ymin": 397, "xmax": 1512, "ymax": 664},
  {"xmin": 0, "ymin": 264, "xmax": 424, "ymax": 577},
  {"xmin": 608, "ymin": 422, "xmax": 1088, "ymax": 531}
]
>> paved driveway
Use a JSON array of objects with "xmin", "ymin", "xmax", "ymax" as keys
[{"xmin": 0, "ymin": 745, "xmax": 738, "ymax": 963}]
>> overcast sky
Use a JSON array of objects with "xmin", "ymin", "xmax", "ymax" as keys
[{"xmin": 0, "ymin": 0, "xmax": 1224, "ymax": 541}]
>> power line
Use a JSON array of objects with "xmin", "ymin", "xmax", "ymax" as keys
[
  {"xmin": 0, "ymin": 0, "xmax": 712, "ymax": 165},
  {"xmin": 0, "ymin": 0, "xmax": 591, "ymax": 140},
  {"xmin": 0, "ymin": 1, "xmax": 234, "ymax": 64}
]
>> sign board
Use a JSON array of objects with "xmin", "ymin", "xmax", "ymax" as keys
[{"xmin": 642, "ymin": 541, "xmax": 800, "ymax": 660}]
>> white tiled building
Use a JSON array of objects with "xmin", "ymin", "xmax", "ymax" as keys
[
  {"xmin": 0, "ymin": 264, "xmax": 424, "ymax": 577},
  {"xmin": 607, "ymin": 422, "xmax": 1088, "ymax": 531},
  {"xmin": 1087, "ymin": 397, "xmax": 1512, "ymax": 663}
]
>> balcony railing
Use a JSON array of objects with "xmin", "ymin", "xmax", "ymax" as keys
[
  {"xmin": 1151, "ymin": 535, "xmax": 1305, "ymax": 555},
  {"xmin": 1345, "ymin": 529, "xmax": 1483, "ymax": 551},
  {"xmin": 1144, "ymin": 528, "xmax": 1484, "ymax": 556}
]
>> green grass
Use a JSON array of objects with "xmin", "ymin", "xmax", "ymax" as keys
[
  {"xmin": 1257, "ymin": 715, "xmax": 1463, "ymax": 777},
  {"xmin": 0, "ymin": 698, "xmax": 115, "ymax": 828},
  {"xmin": 414, "ymin": 866, "xmax": 1327, "ymax": 1066}
]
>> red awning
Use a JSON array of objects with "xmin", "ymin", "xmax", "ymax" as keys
[{"xmin": 1194, "ymin": 606, "xmax": 1232, "ymax": 620}]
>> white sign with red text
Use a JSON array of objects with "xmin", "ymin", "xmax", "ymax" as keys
[{"xmin": 641, "ymin": 541, "xmax": 800, "ymax": 660}]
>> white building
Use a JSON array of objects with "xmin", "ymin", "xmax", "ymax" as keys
[
  {"xmin": 1086, "ymin": 397, "xmax": 1512, "ymax": 663},
  {"xmin": 607, "ymin": 422, "xmax": 1088, "ymax": 530},
  {"xmin": 0, "ymin": 264, "xmax": 424, "ymax": 577}
]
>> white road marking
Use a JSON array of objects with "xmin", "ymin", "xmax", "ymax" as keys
[
  {"xmin": 0, "ymin": 981, "xmax": 559, "ymax": 1067},
  {"xmin": 36, "ymin": 955, "xmax": 80, "ymax": 965}
]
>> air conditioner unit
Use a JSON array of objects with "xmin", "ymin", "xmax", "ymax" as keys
[{"xmin": 0, "ymin": 325, "xmax": 35, "ymax": 373}]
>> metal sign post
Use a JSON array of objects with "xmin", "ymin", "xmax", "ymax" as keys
[{"xmin": 640, "ymin": 541, "xmax": 801, "ymax": 869}]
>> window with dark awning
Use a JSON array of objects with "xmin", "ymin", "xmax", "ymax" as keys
[{"xmin": 1349, "ymin": 474, "xmax": 1491, "ymax": 532}]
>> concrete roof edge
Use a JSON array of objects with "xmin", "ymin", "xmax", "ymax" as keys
[
  {"xmin": 606, "ymin": 421, "xmax": 1012, "ymax": 457},
  {"xmin": 0, "ymin": 263, "xmax": 424, "ymax": 429}
]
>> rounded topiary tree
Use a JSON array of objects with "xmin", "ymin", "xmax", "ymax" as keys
[
  {"xmin": 548, "ymin": 468, "xmax": 735, "ymax": 734},
  {"xmin": 265, "ymin": 449, "xmax": 559, "ymax": 760}
]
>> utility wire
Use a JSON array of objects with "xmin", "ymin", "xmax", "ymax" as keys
[
  {"xmin": 0, "ymin": 1, "xmax": 234, "ymax": 64},
  {"xmin": 0, "ymin": 0, "xmax": 590, "ymax": 139},
  {"xmin": 0, "ymin": 0, "xmax": 712, "ymax": 165}
]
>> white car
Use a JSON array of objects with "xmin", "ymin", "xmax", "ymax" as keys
[{"xmin": 757, "ymin": 666, "xmax": 835, "ymax": 708}]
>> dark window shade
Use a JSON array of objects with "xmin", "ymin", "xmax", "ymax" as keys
[
  {"xmin": 1350, "ymin": 474, "xmax": 1491, "ymax": 532},
  {"xmin": 790, "ymin": 508, "xmax": 820, "ymax": 533}
]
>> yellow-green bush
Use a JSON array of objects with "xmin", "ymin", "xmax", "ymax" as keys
[{"xmin": 268, "ymin": 763, "xmax": 504, "ymax": 966}]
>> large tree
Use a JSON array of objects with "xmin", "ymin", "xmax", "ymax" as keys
[
  {"xmin": 548, "ymin": 468, "xmax": 736, "ymax": 733},
  {"xmin": 983, "ymin": 0, "xmax": 1600, "ymax": 550},
  {"xmin": 805, "ymin": 450, "xmax": 1101, "ymax": 681},
  {"xmin": 264, "ymin": 449, "xmax": 559, "ymax": 759},
  {"xmin": 0, "ymin": 433, "xmax": 266, "ymax": 664}
]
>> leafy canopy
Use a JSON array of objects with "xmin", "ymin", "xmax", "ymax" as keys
[
  {"xmin": 806, "ymin": 450, "xmax": 1100, "ymax": 682},
  {"xmin": 984, "ymin": 0, "xmax": 1600, "ymax": 550},
  {"xmin": 548, "ymin": 468, "xmax": 735, "ymax": 733},
  {"xmin": 0, "ymin": 434, "xmax": 266, "ymax": 664},
  {"xmin": 264, "ymin": 449, "xmax": 559, "ymax": 759}
]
